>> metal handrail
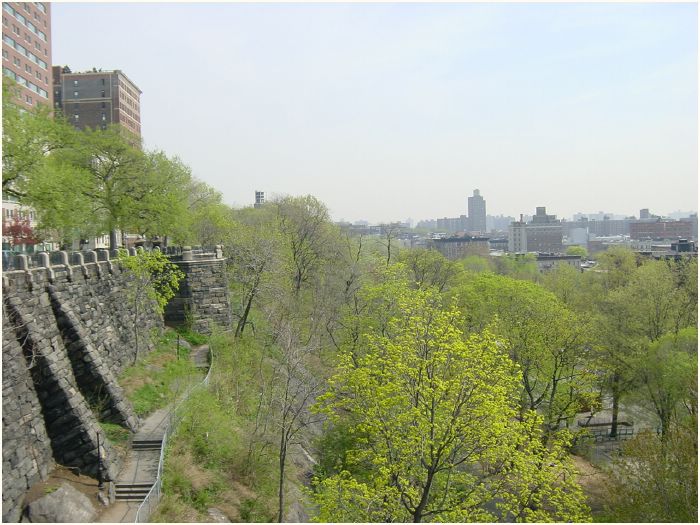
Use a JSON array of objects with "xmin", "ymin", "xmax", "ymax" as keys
[{"xmin": 134, "ymin": 346, "xmax": 213, "ymax": 523}]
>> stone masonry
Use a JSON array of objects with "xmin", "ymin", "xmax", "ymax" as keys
[
  {"xmin": 164, "ymin": 246, "xmax": 233, "ymax": 334},
  {"xmin": 1, "ymin": 250, "xmax": 162, "ymax": 522}
]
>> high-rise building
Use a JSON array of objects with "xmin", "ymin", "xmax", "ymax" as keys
[
  {"xmin": 508, "ymin": 207, "xmax": 563, "ymax": 254},
  {"xmin": 467, "ymin": 189, "xmax": 486, "ymax": 234},
  {"xmin": 254, "ymin": 191, "xmax": 265, "ymax": 208},
  {"xmin": 52, "ymin": 66, "xmax": 142, "ymax": 137},
  {"xmin": 1, "ymin": 2, "xmax": 52, "ymax": 110}
]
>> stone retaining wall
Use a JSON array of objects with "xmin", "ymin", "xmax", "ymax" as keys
[
  {"xmin": 164, "ymin": 246, "xmax": 233, "ymax": 334},
  {"xmin": 1, "ymin": 251, "xmax": 161, "ymax": 521}
]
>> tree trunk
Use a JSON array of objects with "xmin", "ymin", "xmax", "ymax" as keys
[
  {"xmin": 412, "ymin": 469, "xmax": 435, "ymax": 523},
  {"xmin": 610, "ymin": 373, "xmax": 620, "ymax": 438},
  {"xmin": 277, "ymin": 433, "xmax": 287, "ymax": 523},
  {"xmin": 109, "ymin": 229, "xmax": 119, "ymax": 251},
  {"xmin": 236, "ymin": 284, "xmax": 257, "ymax": 338}
]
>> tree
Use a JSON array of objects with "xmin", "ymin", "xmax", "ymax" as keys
[
  {"xmin": 117, "ymin": 249, "xmax": 184, "ymax": 363},
  {"xmin": 267, "ymin": 317, "xmax": 324, "ymax": 522},
  {"xmin": 603, "ymin": 417, "xmax": 697, "ymax": 522},
  {"xmin": 378, "ymin": 222, "xmax": 403, "ymax": 266},
  {"xmin": 565, "ymin": 245, "xmax": 588, "ymax": 258},
  {"xmin": 182, "ymin": 178, "xmax": 236, "ymax": 246},
  {"xmin": 273, "ymin": 195, "xmax": 332, "ymax": 294},
  {"xmin": 635, "ymin": 327, "xmax": 697, "ymax": 438},
  {"xmin": 2, "ymin": 77, "xmax": 72, "ymax": 198},
  {"xmin": 312, "ymin": 282, "xmax": 589, "ymax": 522},
  {"xmin": 2, "ymin": 214, "xmax": 40, "ymax": 249},
  {"xmin": 398, "ymin": 248, "xmax": 461, "ymax": 292},
  {"xmin": 227, "ymin": 214, "xmax": 282, "ymax": 338},
  {"xmin": 455, "ymin": 273, "xmax": 596, "ymax": 432},
  {"xmin": 28, "ymin": 127, "xmax": 193, "ymax": 250},
  {"xmin": 128, "ymin": 151, "xmax": 192, "ymax": 244}
]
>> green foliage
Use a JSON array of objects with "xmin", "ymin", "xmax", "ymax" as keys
[
  {"xmin": 175, "ymin": 327, "xmax": 208, "ymax": 346},
  {"xmin": 157, "ymin": 333, "xmax": 280, "ymax": 521},
  {"xmin": 455, "ymin": 273, "xmax": 596, "ymax": 430},
  {"xmin": 312, "ymin": 280, "xmax": 590, "ymax": 522},
  {"xmin": 603, "ymin": 419, "xmax": 698, "ymax": 522},
  {"xmin": 565, "ymin": 245, "xmax": 588, "ymax": 257},
  {"xmin": 100, "ymin": 422, "xmax": 130, "ymax": 444},
  {"xmin": 461, "ymin": 254, "xmax": 494, "ymax": 274},
  {"xmin": 118, "ymin": 249, "xmax": 184, "ymax": 314},
  {"xmin": 635, "ymin": 327, "xmax": 697, "ymax": 436},
  {"xmin": 2, "ymin": 77, "xmax": 73, "ymax": 199},
  {"xmin": 120, "ymin": 331, "xmax": 201, "ymax": 417},
  {"xmin": 492, "ymin": 253, "xmax": 539, "ymax": 281},
  {"xmin": 398, "ymin": 248, "xmax": 461, "ymax": 291}
]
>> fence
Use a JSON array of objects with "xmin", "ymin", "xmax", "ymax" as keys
[{"xmin": 134, "ymin": 346, "xmax": 214, "ymax": 523}]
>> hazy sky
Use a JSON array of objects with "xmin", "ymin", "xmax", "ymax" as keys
[{"xmin": 52, "ymin": 2, "xmax": 697, "ymax": 223}]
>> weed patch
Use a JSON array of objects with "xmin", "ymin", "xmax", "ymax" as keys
[{"xmin": 120, "ymin": 329, "xmax": 203, "ymax": 417}]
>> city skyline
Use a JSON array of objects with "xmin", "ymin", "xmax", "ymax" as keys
[{"xmin": 51, "ymin": 2, "xmax": 697, "ymax": 223}]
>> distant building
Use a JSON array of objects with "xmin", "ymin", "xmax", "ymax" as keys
[
  {"xmin": 2, "ymin": 2, "xmax": 52, "ymax": 110},
  {"xmin": 428, "ymin": 235, "xmax": 490, "ymax": 260},
  {"xmin": 52, "ymin": 66, "xmax": 142, "ymax": 137},
  {"xmin": 629, "ymin": 219, "xmax": 694, "ymax": 240},
  {"xmin": 508, "ymin": 207, "xmax": 563, "ymax": 254},
  {"xmin": 486, "ymin": 214, "xmax": 515, "ymax": 233},
  {"xmin": 535, "ymin": 254, "xmax": 582, "ymax": 272},
  {"xmin": 254, "ymin": 190, "xmax": 265, "ymax": 208},
  {"xmin": 468, "ymin": 189, "xmax": 486, "ymax": 234},
  {"xmin": 436, "ymin": 215, "xmax": 469, "ymax": 234}
]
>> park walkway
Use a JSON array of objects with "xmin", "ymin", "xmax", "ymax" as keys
[{"xmin": 97, "ymin": 344, "xmax": 210, "ymax": 523}]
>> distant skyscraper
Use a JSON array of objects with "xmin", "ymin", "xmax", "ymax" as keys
[
  {"xmin": 254, "ymin": 191, "xmax": 265, "ymax": 208},
  {"xmin": 468, "ymin": 189, "xmax": 486, "ymax": 233},
  {"xmin": 2, "ymin": 2, "xmax": 52, "ymax": 110}
]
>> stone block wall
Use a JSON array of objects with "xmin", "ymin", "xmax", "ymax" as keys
[
  {"xmin": 164, "ymin": 247, "xmax": 233, "ymax": 334},
  {"xmin": 1, "ymin": 251, "xmax": 162, "ymax": 521}
]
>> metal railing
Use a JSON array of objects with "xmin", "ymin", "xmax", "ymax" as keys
[{"xmin": 134, "ymin": 347, "xmax": 213, "ymax": 523}]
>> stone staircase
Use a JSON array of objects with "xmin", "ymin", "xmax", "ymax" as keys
[
  {"xmin": 114, "ymin": 481, "xmax": 155, "ymax": 502},
  {"xmin": 131, "ymin": 438, "xmax": 163, "ymax": 451},
  {"xmin": 111, "ymin": 435, "xmax": 162, "ymax": 504}
]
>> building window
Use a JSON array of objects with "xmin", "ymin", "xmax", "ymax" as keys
[
  {"xmin": 13, "ymin": 56, "xmax": 20, "ymax": 66},
  {"xmin": 2, "ymin": 16, "xmax": 7, "ymax": 26},
  {"xmin": 101, "ymin": 113, "xmax": 106, "ymax": 121},
  {"xmin": 73, "ymin": 91, "xmax": 78, "ymax": 97},
  {"xmin": 73, "ymin": 79, "xmax": 78, "ymax": 86},
  {"xmin": 101, "ymin": 101, "xmax": 106, "ymax": 108},
  {"xmin": 101, "ymin": 78, "xmax": 105, "ymax": 85},
  {"xmin": 25, "ymin": 94, "xmax": 32, "ymax": 104},
  {"xmin": 24, "ymin": 63, "xmax": 31, "ymax": 73},
  {"xmin": 73, "ymin": 114, "xmax": 79, "ymax": 120},
  {"xmin": 1, "ymin": 50, "xmax": 7, "ymax": 60},
  {"xmin": 101, "ymin": 90, "xmax": 105, "ymax": 97}
]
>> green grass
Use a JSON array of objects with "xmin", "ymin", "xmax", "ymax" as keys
[
  {"xmin": 175, "ymin": 327, "xmax": 209, "ymax": 346},
  {"xmin": 120, "ymin": 329, "xmax": 204, "ymax": 417},
  {"xmin": 154, "ymin": 332, "xmax": 280, "ymax": 522},
  {"xmin": 100, "ymin": 422, "xmax": 130, "ymax": 444}
]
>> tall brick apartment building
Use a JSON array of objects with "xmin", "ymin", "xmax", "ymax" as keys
[
  {"xmin": 1, "ymin": 2, "xmax": 52, "ymax": 109},
  {"xmin": 52, "ymin": 66, "xmax": 142, "ymax": 137}
]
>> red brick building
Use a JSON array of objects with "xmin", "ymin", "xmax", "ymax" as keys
[
  {"xmin": 1, "ymin": 2, "xmax": 52, "ymax": 109},
  {"xmin": 629, "ymin": 220, "xmax": 694, "ymax": 240},
  {"xmin": 52, "ymin": 66, "xmax": 142, "ymax": 137}
]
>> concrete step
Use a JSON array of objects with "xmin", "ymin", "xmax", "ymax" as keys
[
  {"xmin": 132, "ymin": 439, "xmax": 162, "ymax": 450},
  {"xmin": 114, "ymin": 481, "xmax": 154, "ymax": 501}
]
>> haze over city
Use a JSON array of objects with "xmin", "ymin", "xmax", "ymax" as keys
[{"xmin": 51, "ymin": 1, "xmax": 697, "ymax": 223}]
